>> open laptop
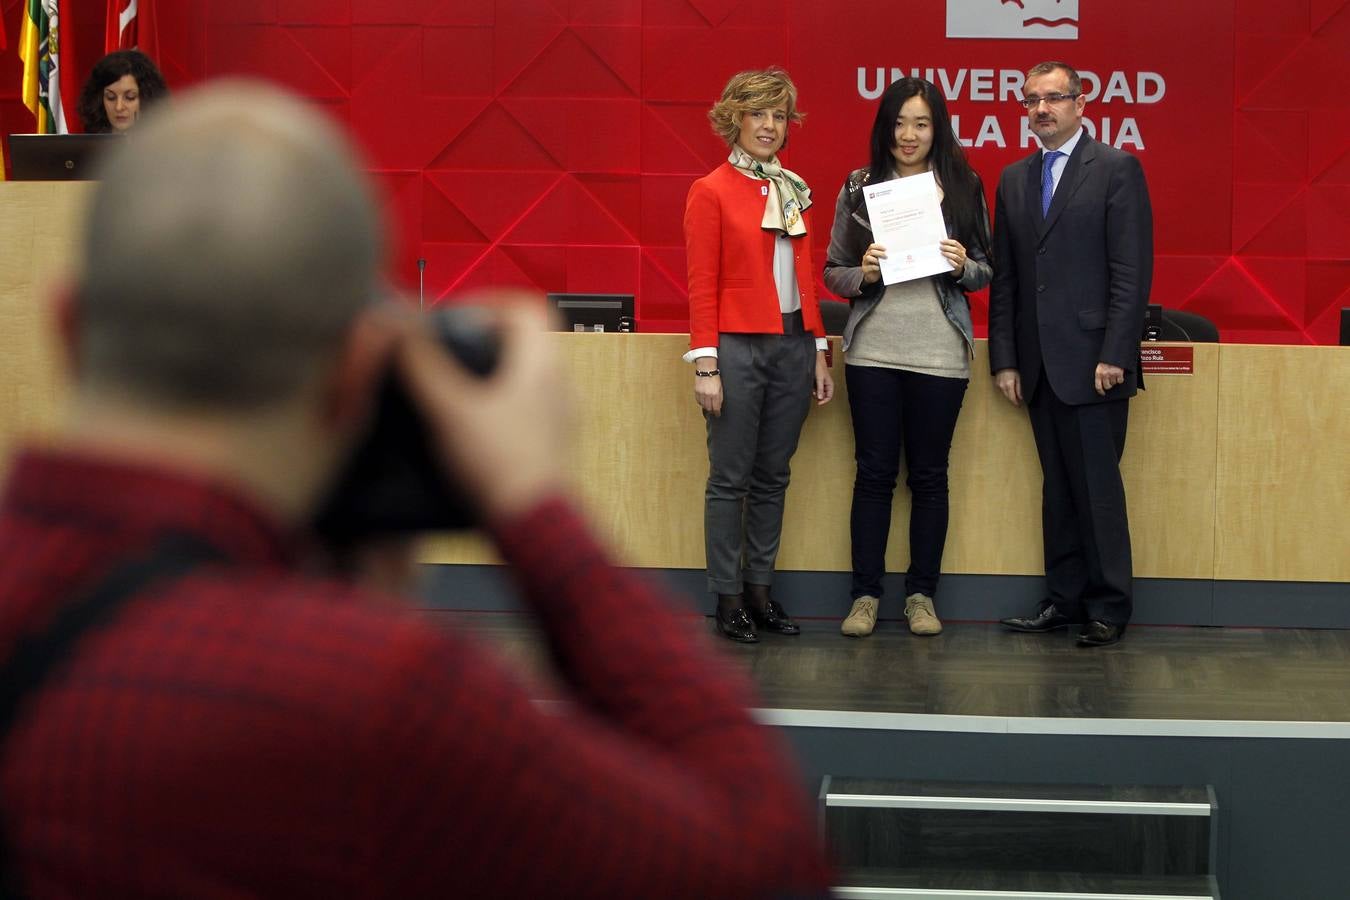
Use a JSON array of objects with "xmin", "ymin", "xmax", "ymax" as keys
[{"xmin": 8, "ymin": 133, "xmax": 125, "ymax": 181}]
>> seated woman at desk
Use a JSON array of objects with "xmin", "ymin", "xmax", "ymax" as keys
[{"xmin": 78, "ymin": 50, "xmax": 169, "ymax": 134}]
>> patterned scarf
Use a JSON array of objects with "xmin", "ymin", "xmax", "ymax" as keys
[{"xmin": 728, "ymin": 146, "xmax": 812, "ymax": 237}]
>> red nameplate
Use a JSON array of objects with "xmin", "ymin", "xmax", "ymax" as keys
[{"xmin": 1140, "ymin": 344, "xmax": 1194, "ymax": 374}]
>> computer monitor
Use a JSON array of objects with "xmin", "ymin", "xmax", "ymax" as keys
[
  {"xmin": 1142, "ymin": 303, "xmax": 1163, "ymax": 341},
  {"xmin": 546, "ymin": 293, "xmax": 635, "ymax": 333},
  {"xmin": 8, "ymin": 133, "xmax": 125, "ymax": 181}
]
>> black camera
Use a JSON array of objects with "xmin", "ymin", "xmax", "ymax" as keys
[{"xmin": 312, "ymin": 307, "xmax": 500, "ymax": 542}]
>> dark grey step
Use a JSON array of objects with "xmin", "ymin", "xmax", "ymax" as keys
[
  {"xmin": 832, "ymin": 867, "xmax": 1219, "ymax": 898},
  {"xmin": 821, "ymin": 779, "xmax": 1215, "ymax": 879},
  {"xmin": 826, "ymin": 807, "xmax": 1211, "ymax": 877},
  {"xmin": 823, "ymin": 778, "xmax": 1213, "ymax": 815}
]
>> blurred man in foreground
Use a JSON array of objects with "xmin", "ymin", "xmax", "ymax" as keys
[{"xmin": 0, "ymin": 82, "xmax": 828, "ymax": 898}]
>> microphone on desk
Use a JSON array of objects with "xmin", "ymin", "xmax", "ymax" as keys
[{"xmin": 417, "ymin": 257, "xmax": 427, "ymax": 312}]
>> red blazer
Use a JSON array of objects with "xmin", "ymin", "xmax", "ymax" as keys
[{"xmin": 684, "ymin": 162, "xmax": 824, "ymax": 351}]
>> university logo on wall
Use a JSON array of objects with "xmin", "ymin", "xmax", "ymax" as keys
[{"xmin": 946, "ymin": 0, "xmax": 1079, "ymax": 40}]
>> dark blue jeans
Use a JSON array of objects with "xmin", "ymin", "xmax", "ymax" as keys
[{"xmin": 846, "ymin": 364, "xmax": 967, "ymax": 600}]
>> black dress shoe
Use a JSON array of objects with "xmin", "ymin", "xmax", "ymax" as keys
[
  {"xmin": 715, "ymin": 606, "xmax": 759, "ymax": 643},
  {"xmin": 1000, "ymin": 603, "xmax": 1076, "ymax": 633},
  {"xmin": 747, "ymin": 599, "xmax": 800, "ymax": 635},
  {"xmin": 1077, "ymin": 621, "xmax": 1125, "ymax": 647}
]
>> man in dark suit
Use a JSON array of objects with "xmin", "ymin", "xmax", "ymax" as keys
[{"xmin": 988, "ymin": 61, "xmax": 1153, "ymax": 647}]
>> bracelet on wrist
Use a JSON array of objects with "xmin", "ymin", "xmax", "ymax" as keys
[{"xmin": 695, "ymin": 369, "xmax": 721, "ymax": 377}]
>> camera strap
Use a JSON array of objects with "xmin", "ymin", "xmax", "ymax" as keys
[{"xmin": 0, "ymin": 534, "xmax": 224, "ymax": 899}]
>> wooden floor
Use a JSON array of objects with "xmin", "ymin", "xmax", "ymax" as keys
[{"xmin": 429, "ymin": 612, "xmax": 1350, "ymax": 724}]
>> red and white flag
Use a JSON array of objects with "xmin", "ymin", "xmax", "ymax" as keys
[
  {"xmin": 105, "ymin": 0, "xmax": 157, "ymax": 59},
  {"xmin": 105, "ymin": 0, "xmax": 135, "ymax": 51}
]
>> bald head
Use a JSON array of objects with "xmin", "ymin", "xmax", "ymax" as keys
[{"xmin": 78, "ymin": 81, "xmax": 381, "ymax": 410}]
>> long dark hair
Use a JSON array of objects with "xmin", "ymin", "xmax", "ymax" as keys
[
  {"xmin": 77, "ymin": 50, "xmax": 169, "ymax": 133},
  {"xmin": 866, "ymin": 77, "xmax": 989, "ymax": 258}
]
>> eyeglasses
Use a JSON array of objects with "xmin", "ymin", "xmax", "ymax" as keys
[{"xmin": 1018, "ymin": 93, "xmax": 1080, "ymax": 109}]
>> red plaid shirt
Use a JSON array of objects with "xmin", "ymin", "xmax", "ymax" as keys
[{"xmin": 0, "ymin": 448, "xmax": 829, "ymax": 898}]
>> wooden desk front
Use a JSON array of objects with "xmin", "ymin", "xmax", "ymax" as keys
[{"xmin": 419, "ymin": 341, "xmax": 1347, "ymax": 585}]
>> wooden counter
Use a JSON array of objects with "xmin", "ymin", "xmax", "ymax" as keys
[{"xmin": 420, "ymin": 335, "xmax": 1347, "ymax": 585}]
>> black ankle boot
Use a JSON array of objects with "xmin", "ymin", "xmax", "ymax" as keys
[
  {"xmin": 714, "ymin": 594, "xmax": 757, "ymax": 643},
  {"xmin": 743, "ymin": 585, "xmax": 800, "ymax": 635}
]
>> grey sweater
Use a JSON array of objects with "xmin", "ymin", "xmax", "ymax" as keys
[{"xmin": 847, "ymin": 277, "xmax": 969, "ymax": 377}]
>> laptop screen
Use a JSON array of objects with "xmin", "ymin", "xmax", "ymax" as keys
[{"xmin": 8, "ymin": 133, "xmax": 126, "ymax": 181}]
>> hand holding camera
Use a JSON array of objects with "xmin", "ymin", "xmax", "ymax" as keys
[
  {"xmin": 313, "ymin": 294, "xmax": 569, "ymax": 542},
  {"xmin": 399, "ymin": 297, "xmax": 569, "ymax": 524}
]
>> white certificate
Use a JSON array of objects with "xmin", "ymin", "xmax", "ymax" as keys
[{"xmin": 861, "ymin": 172, "xmax": 952, "ymax": 285}]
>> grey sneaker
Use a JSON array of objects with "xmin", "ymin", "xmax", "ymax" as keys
[
  {"xmin": 904, "ymin": 593, "xmax": 942, "ymax": 636},
  {"xmin": 841, "ymin": 595, "xmax": 879, "ymax": 637}
]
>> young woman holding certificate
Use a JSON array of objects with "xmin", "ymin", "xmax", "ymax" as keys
[
  {"xmin": 823, "ymin": 77, "xmax": 993, "ymax": 639},
  {"xmin": 684, "ymin": 67, "xmax": 834, "ymax": 644}
]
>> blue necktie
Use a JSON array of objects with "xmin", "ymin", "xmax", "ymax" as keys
[{"xmin": 1040, "ymin": 150, "xmax": 1063, "ymax": 217}]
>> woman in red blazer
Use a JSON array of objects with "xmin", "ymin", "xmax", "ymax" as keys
[{"xmin": 683, "ymin": 67, "xmax": 833, "ymax": 643}]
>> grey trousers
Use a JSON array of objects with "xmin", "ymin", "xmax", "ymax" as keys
[{"xmin": 704, "ymin": 325, "xmax": 816, "ymax": 595}]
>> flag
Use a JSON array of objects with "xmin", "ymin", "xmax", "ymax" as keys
[
  {"xmin": 105, "ymin": 0, "xmax": 134, "ymax": 52},
  {"xmin": 19, "ymin": 1, "xmax": 49, "ymax": 132},
  {"xmin": 59, "ymin": 0, "xmax": 78, "ymax": 133},
  {"xmin": 1, "ymin": 8, "xmax": 7, "ymax": 180},
  {"xmin": 19, "ymin": 0, "xmax": 73, "ymax": 134},
  {"xmin": 105, "ymin": 0, "xmax": 157, "ymax": 60}
]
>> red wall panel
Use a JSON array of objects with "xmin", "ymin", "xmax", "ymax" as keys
[{"xmin": 2, "ymin": 0, "xmax": 1347, "ymax": 343}]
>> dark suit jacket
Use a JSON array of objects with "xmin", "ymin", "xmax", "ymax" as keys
[{"xmin": 988, "ymin": 134, "xmax": 1154, "ymax": 406}]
